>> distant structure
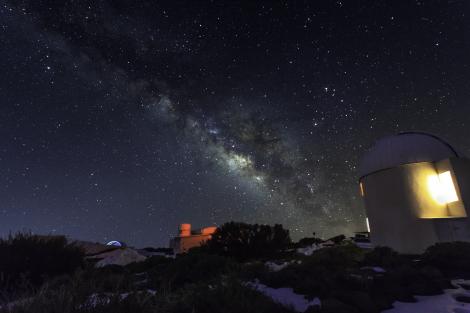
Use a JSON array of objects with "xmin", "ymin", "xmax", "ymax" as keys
[
  {"xmin": 169, "ymin": 224, "xmax": 217, "ymax": 254},
  {"xmin": 359, "ymin": 132, "xmax": 470, "ymax": 254},
  {"xmin": 106, "ymin": 240, "xmax": 125, "ymax": 247}
]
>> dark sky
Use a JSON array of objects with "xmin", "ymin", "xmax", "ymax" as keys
[{"xmin": 1, "ymin": 0, "xmax": 469, "ymax": 247}]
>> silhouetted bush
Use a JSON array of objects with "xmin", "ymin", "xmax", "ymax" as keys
[
  {"xmin": 368, "ymin": 264, "xmax": 450, "ymax": 310},
  {"xmin": 329, "ymin": 290, "xmax": 378, "ymax": 313},
  {"xmin": 0, "ymin": 233, "xmax": 84, "ymax": 292},
  {"xmin": 77, "ymin": 267, "xmax": 133, "ymax": 294},
  {"xmin": 326, "ymin": 234, "xmax": 346, "ymax": 245},
  {"xmin": 163, "ymin": 280, "xmax": 295, "ymax": 313},
  {"xmin": 297, "ymin": 236, "xmax": 323, "ymax": 247},
  {"xmin": 423, "ymin": 241, "xmax": 470, "ymax": 277},
  {"xmin": 125, "ymin": 255, "xmax": 172, "ymax": 273},
  {"xmin": 319, "ymin": 298, "xmax": 357, "ymax": 313},
  {"xmin": 150, "ymin": 252, "xmax": 239, "ymax": 291},
  {"xmin": 2, "ymin": 230, "xmax": 463, "ymax": 313},
  {"xmin": 3, "ymin": 279, "xmax": 289, "ymax": 313},
  {"xmin": 1, "ymin": 284, "xmax": 158, "ymax": 313},
  {"xmin": 363, "ymin": 246, "xmax": 408, "ymax": 268},
  {"xmin": 203, "ymin": 222, "xmax": 291, "ymax": 261},
  {"xmin": 260, "ymin": 244, "xmax": 365, "ymax": 298},
  {"xmin": 305, "ymin": 243, "xmax": 365, "ymax": 270}
]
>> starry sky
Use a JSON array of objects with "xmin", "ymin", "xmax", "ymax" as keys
[{"xmin": 1, "ymin": 1, "xmax": 469, "ymax": 247}]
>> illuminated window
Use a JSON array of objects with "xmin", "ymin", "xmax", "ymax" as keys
[
  {"xmin": 428, "ymin": 171, "xmax": 459, "ymax": 205},
  {"xmin": 359, "ymin": 182, "xmax": 365, "ymax": 197},
  {"xmin": 365, "ymin": 217, "xmax": 370, "ymax": 232}
]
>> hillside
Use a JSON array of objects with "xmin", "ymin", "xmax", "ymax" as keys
[{"xmin": 1, "ymin": 224, "xmax": 470, "ymax": 313}]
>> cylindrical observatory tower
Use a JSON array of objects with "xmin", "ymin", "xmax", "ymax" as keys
[{"xmin": 359, "ymin": 132, "xmax": 470, "ymax": 254}]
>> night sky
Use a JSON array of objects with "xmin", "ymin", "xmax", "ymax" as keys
[{"xmin": 1, "ymin": 1, "xmax": 469, "ymax": 247}]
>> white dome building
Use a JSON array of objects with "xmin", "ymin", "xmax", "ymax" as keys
[
  {"xmin": 106, "ymin": 240, "xmax": 125, "ymax": 247},
  {"xmin": 359, "ymin": 132, "xmax": 470, "ymax": 253}
]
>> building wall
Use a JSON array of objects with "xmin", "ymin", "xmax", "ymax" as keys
[
  {"xmin": 439, "ymin": 158, "xmax": 470, "ymax": 241},
  {"xmin": 361, "ymin": 162, "xmax": 439, "ymax": 253},
  {"xmin": 450, "ymin": 158, "xmax": 470, "ymax": 212},
  {"xmin": 434, "ymin": 158, "xmax": 467, "ymax": 217},
  {"xmin": 361, "ymin": 158, "xmax": 470, "ymax": 253},
  {"xmin": 170, "ymin": 234, "xmax": 212, "ymax": 254},
  {"xmin": 169, "ymin": 225, "xmax": 218, "ymax": 254}
]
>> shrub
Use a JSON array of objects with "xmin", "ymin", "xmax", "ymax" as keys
[
  {"xmin": 0, "ymin": 233, "xmax": 84, "ymax": 294},
  {"xmin": 3, "ymin": 274, "xmax": 288, "ymax": 313},
  {"xmin": 329, "ymin": 290, "xmax": 378, "ymax": 313},
  {"xmin": 422, "ymin": 242, "xmax": 470, "ymax": 277},
  {"xmin": 1, "ymin": 284, "xmax": 77, "ymax": 313},
  {"xmin": 319, "ymin": 298, "xmax": 357, "ymax": 313},
  {"xmin": 162, "ymin": 280, "xmax": 295, "ymax": 313},
  {"xmin": 125, "ymin": 255, "xmax": 172, "ymax": 273},
  {"xmin": 76, "ymin": 267, "xmax": 134, "ymax": 294},
  {"xmin": 326, "ymin": 234, "xmax": 346, "ymax": 245},
  {"xmin": 363, "ymin": 246, "xmax": 408, "ymax": 268},
  {"xmin": 81, "ymin": 292, "xmax": 157, "ymax": 313},
  {"xmin": 259, "ymin": 244, "xmax": 365, "ymax": 298},
  {"xmin": 304, "ymin": 244, "xmax": 365, "ymax": 270},
  {"xmin": 148, "ymin": 252, "xmax": 239, "ymax": 291},
  {"xmin": 203, "ymin": 222, "xmax": 291, "ymax": 261},
  {"xmin": 2, "ymin": 284, "xmax": 158, "ymax": 313},
  {"xmin": 239, "ymin": 261, "xmax": 270, "ymax": 282},
  {"xmin": 297, "ymin": 237, "xmax": 323, "ymax": 247}
]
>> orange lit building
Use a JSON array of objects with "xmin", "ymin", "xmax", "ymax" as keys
[{"xmin": 169, "ymin": 223, "xmax": 217, "ymax": 254}]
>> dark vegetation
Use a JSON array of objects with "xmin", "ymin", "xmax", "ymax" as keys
[
  {"xmin": 422, "ymin": 241, "xmax": 470, "ymax": 278},
  {"xmin": 201, "ymin": 222, "xmax": 291, "ymax": 261},
  {"xmin": 0, "ymin": 233, "xmax": 84, "ymax": 298},
  {"xmin": 1, "ymin": 225, "xmax": 470, "ymax": 313}
]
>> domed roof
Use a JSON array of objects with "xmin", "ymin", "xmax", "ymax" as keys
[
  {"xmin": 359, "ymin": 132, "xmax": 459, "ymax": 178},
  {"xmin": 106, "ymin": 240, "xmax": 125, "ymax": 247}
]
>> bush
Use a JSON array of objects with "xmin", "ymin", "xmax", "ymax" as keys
[
  {"xmin": 319, "ymin": 298, "xmax": 357, "ymax": 313},
  {"xmin": 304, "ymin": 244, "xmax": 364, "ymax": 270},
  {"xmin": 148, "ymin": 252, "xmax": 239, "ymax": 291},
  {"xmin": 258, "ymin": 244, "xmax": 365, "ymax": 298},
  {"xmin": 329, "ymin": 290, "xmax": 378, "ymax": 313},
  {"xmin": 2, "ymin": 284, "xmax": 158, "ymax": 313},
  {"xmin": 326, "ymin": 234, "xmax": 346, "ymax": 245},
  {"xmin": 76, "ymin": 267, "xmax": 134, "ymax": 294},
  {"xmin": 363, "ymin": 247, "xmax": 408, "ymax": 268},
  {"xmin": 84, "ymin": 294, "xmax": 157, "ymax": 313},
  {"xmin": 4, "ymin": 276, "xmax": 288, "ymax": 313},
  {"xmin": 423, "ymin": 242, "xmax": 470, "ymax": 277},
  {"xmin": 203, "ymin": 222, "xmax": 291, "ymax": 261},
  {"xmin": 125, "ymin": 255, "xmax": 172, "ymax": 273},
  {"xmin": 0, "ymin": 233, "xmax": 84, "ymax": 293},
  {"xmin": 162, "ymin": 280, "xmax": 295, "ymax": 313},
  {"xmin": 297, "ymin": 237, "xmax": 323, "ymax": 247}
]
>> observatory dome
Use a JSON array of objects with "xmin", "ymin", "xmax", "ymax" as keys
[
  {"xmin": 359, "ymin": 132, "xmax": 459, "ymax": 178},
  {"xmin": 106, "ymin": 240, "xmax": 125, "ymax": 247}
]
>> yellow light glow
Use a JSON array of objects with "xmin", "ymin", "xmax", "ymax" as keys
[
  {"xmin": 365, "ymin": 217, "xmax": 370, "ymax": 232},
  {"xmin": 427, "ymin": 171, "xmax": 459, "ymax": 205}
]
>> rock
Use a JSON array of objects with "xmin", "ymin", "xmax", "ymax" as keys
[
  {"xmin": 72, "ymin": 240, "xmax": 118, "ymax": 256},
  {"xmin": 94, "ymin": 248, "xmax": 147, "ymax": 267}
]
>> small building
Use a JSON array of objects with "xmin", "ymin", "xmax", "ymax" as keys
[
  {"xmin": 169, "ymin": 223, "xmax": 217, "ymax": 254},
  {"xmin": 359, "ymin": 132, "xmax": 470, "ymax": 254}
]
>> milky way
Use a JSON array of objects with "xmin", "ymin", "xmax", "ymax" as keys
[{"xmin": 0, "ymin": 1, "xmax": 469, "ymax": 246}]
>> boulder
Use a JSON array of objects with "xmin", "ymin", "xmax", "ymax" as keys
[{"xmin": 94, "ymin": 248, "xmax": 147, "ymax": 267}]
